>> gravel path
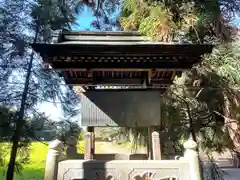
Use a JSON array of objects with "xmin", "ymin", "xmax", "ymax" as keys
[{"xmin": 96, "ymin": 141, "xmax": 146, "ymax": 154}]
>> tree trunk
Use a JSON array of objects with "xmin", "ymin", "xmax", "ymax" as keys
[
  {"xmin": 186, "ymin": 105, "xmax": 197, "ymax": 144},
  {"xmin": 6, "ymin": 25, "xmax": 39, "ymax": 180}
]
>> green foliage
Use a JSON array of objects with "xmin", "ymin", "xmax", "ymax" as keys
[
  {"xmin": 0, "ymin": 142, "xmax": 30, "ymax": 178},
  {"xmin": 120, "ymin": 0, "xmax": 238, "ymax": 42},
  {"xmin": 0, "ymin": 106, "xmax": 16, "ymax": 141},
  {"xmin": 205, "ymin": 41, "xmax": 240, "ymax": 86},
  {"xmin": 162, "ymin": 40, "xmax": 240, "ymax": 156},
  {"xmin": 0, "ymin": 141, "xmax": 85, "ymax": 179},
  {"xmin": 0, "ymin": 0, "xmax": 80, "ymax": 178},
  {"xmin": 56, "ymin": 120, "xmax": 82, "ymax": 143},
  {"xmin": 31, "ymin": 0, "xmax": 76, "ymax": 42}
]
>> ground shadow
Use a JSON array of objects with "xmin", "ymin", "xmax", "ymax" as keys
[{"xmin": 83, "ymin": 160, "xmax": 106, "ymax": 180}]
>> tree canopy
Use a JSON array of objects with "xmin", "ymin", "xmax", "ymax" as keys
[{"xmin": 120, "ymin": 0, "xmax": 239, "ymax": 42}]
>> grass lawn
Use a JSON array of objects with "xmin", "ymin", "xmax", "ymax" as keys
[{"xmin": 0, "ymin": 141, "xmax": 84, "ymax": 180}]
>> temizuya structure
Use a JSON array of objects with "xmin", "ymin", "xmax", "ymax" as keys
[{"xmin": 32, "ymin": 31, "xmax": 213, "ymax": 180}]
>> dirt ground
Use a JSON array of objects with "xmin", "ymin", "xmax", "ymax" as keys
[{"xmin": 96, "ymin": 141, "xmax": 146, "ymax": 154}]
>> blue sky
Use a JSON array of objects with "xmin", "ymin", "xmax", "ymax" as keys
[
  {"xmin": 71, "ymin": 6, "xmax": 97, "ymax": 31},
  {"xmin": 233, "ymin": 14, "xmax": 240, "ymax": 27},
  {"xmin": 37, "ymin": 7, "xmax": 240, "ymax": 123}
]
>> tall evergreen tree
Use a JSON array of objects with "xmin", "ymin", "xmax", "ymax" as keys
[{"xmin": 0, "ymin": 0, "xmax": 80, "ymax": 179}]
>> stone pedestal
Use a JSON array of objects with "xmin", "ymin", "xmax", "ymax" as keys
[
  {"xmin": 44, "ymin": 139, "xmax": 63, "ymax": 180},
  {"xmin": 152, "ymin": 131, "xmax": 161, "ymax": 160},
  {"xmin": 183, "ymin": 137, "xmax": 201, "ymax": 180}
]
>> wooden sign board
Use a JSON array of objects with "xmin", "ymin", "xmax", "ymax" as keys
[{"xmin": 80, "ymin": 90, "xmax": 161, "ymax": 127}]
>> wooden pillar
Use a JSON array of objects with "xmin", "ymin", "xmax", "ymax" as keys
[
  {"xmin": 148, "ymin": 126, "xmax": 162, "ymax": 160},
  {"xmin": 84, "ymin": 132, "xmax": 91, "ymax": 160},
  {"xmin": 152, "ymin": 131, "xmax": 161, "ymax": 160},
  {"xmin": 147, "ymin": 127, "xmax": 153, "ymax": 160},
  {"xmin": 87, "ymin": 127, "xmax": 95, "ymax": 158}
]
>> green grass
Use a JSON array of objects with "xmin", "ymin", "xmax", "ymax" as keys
[
  {"xmin": 0, "ymin": 141, "xmax": 84, "ymax": 180},
  {"xmin": 0, "ymin": 142, "xmax": 48, "ymax": 180}
]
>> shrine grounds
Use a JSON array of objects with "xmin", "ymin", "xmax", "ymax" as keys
[{"xmin": 0, "ymin": 141, "xmax": 84, "ymax": 180}]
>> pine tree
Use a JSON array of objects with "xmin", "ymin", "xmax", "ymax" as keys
[{"xmin": 0, "ymin": 0, "xmax": 80, "ymax": 179}]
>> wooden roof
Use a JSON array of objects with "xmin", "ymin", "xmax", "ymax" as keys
[{"xmin": 31, "ymin": 31, "xmax": 213, "ymax": 89}]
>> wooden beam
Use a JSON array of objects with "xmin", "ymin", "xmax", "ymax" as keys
[
  {"xmin": 31, "ymin": 43, "xmax": 213, "ymax": 57},
  {"xmin": 50, "ymin": 62, "xmax": 197, "ymax": 69},
  {"xmin": 61, "ymin": 31, "xmax": 142, "ymax": 36},
  {"xmin": 147, "ymin": 127, "xmax": 154, "ymax": 160},
  {"xmin": 87, "ymin": 127, "xmax": 95, "ymax": 157},
  {"xmin": 67, "ymin": 78, "xmax": 141, "ymax": 85},
  {"xmin": 63, "ymin": 35, "xmax": 149, "ymax": 41},
  {"xmin": 65, "ymin": 78, "xmax": 172, "ymax": 85},
  {"xmin": 55, "ymin": 68, "xmax": 187, "ymax": 72},
  {"xmin": 83, "ymin": 88, "xmax": 166, "ymax": 93}
]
